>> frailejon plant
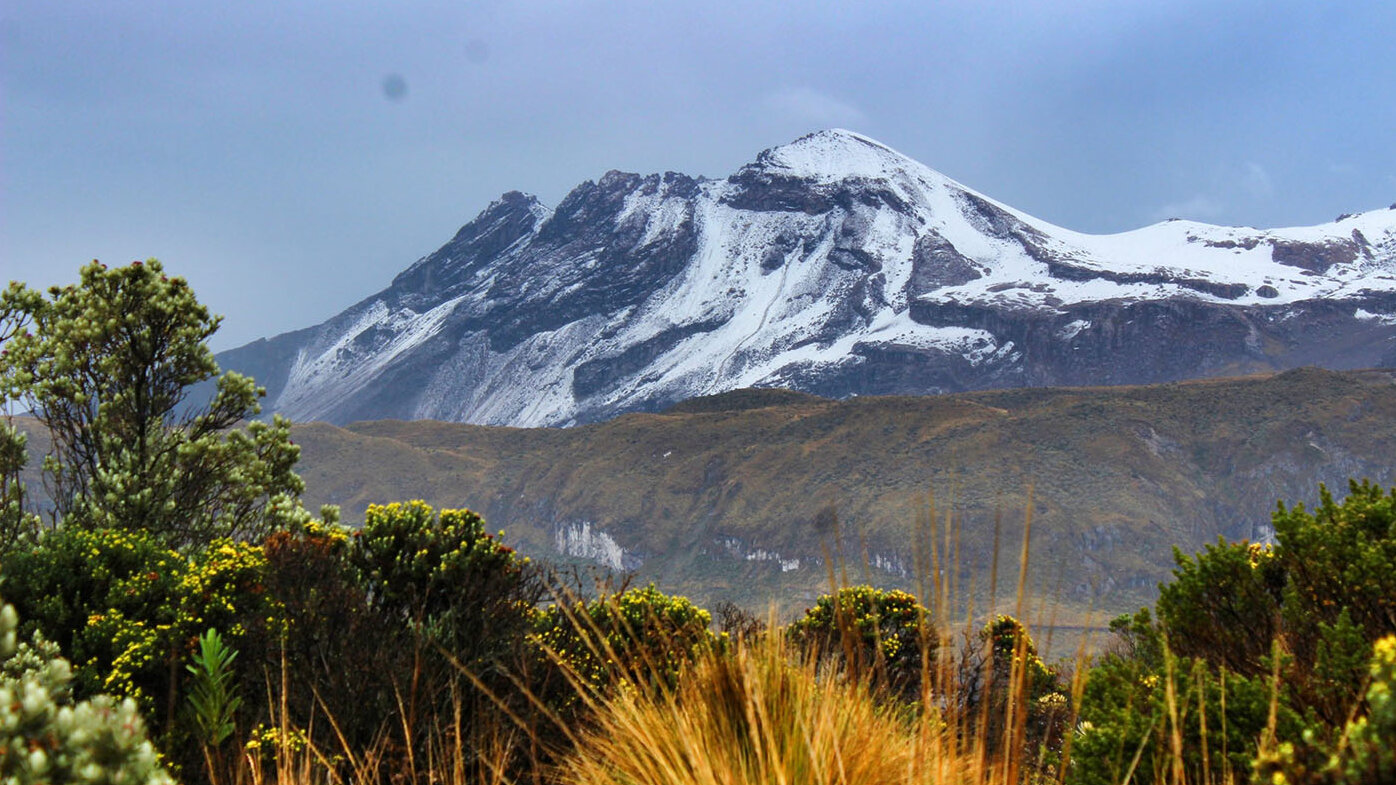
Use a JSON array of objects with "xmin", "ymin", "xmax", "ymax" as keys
[{"xmin": 0, "ymin": 594, "xmax": 173, "ymax": 785}]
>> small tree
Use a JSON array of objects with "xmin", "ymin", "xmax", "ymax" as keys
[
  {"xmin": 0, "ymin": 282, "xmax": 43, "ymax": 557},
  {"xmin": 0, "ymin": 259, "xmax": 307, "ymax": 545}
]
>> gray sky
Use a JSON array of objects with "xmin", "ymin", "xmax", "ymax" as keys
[{"xmin": 4, "ymin": 0, "xmax": 1395, "ymax": 350}]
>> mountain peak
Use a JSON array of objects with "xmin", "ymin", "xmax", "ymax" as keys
[
  {"xmin": 748, "ymin": 129, "xmax": 919, "ymax": 182},
  {"xmin": 220, "ymin": 131, "xmax": 1396, "ymax": 429}
]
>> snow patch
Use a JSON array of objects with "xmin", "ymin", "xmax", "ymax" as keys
[
  {"xmin": 719, "ymin": 537, "xmax": 802, "ymax": 572},
  {"xmin": 555, "ymin": 521, "xmax": 630, "ymax": 571},
  {"xmin": 1057, "ymin": 320, "xmax": 1091, "ymax": 341},
  {"xmin": 1354, "ymin": 308, "xmax": 1396, "ymax": 325}
]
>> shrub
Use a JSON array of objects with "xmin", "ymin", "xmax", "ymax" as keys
[
  {"xmin": 0, "ymin": 593, "xmax": 173, "ymax": 785},
  {"xmin": 959, "ymin": 615, "xmax": 1069, "ymax": 768},
  {"xmin": 343, "ymin": 501, "xmax": 543, "ymax": 775},
  {"xmin": 1069, "ymin": 610, "xmax": 1281, "ymax": 785},
  {"xmin": 350, "ymin": 501, "xmax": 537, "ymax": 660},
  {"xmin": 1, "ymin": 526, "xmax": 276, "ymax": 737},
  {"xmin": 534, "ymin": 583, "xmax": 713, "ymax": 695},
  {"xmin": 1254, "ymin": 634, "xmax": 1396, "ymax": 784},
  {"xmin": 788, "ymin": 585, "xmax": 933, "ymax": 699},
  {"xmin": 1072, "ymin": 479, "xmax": 1396, "ymax": 785}
]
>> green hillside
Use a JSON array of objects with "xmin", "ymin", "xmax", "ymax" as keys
[{"xmin": 284, "ymin": 367, "xmax": 1396, "ymax": 624}]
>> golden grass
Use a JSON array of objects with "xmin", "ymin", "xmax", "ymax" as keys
[{"xmin": 555, "ymin": 630, "xmax": 967, "ymax": 785}]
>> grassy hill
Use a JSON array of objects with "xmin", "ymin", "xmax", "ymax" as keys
[{"xmin": 279, "ymin": 367, "xmax": 1396, "ymax": 628}]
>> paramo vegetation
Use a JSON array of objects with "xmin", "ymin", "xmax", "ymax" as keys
[{"xmin": 2, "ymin": 260, "xmax": 1395, "ymax": 785}]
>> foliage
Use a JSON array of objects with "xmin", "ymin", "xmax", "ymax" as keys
[
  {"xmin": 1069, "ymin": 610, "xmax": 1282, "ymax": 785},
  {"xmin": 350, "ymin": 500, "xmax": 537, "ymax": 663},
  {"xmin": 0, "ymin": 283, "xmax": 43, "ymax": 559},
  {"xmin": 245, "ymin": 521, "xmax": 399, "ymax": 754},
  {"xmin": 0, "ymin": 525, "xmax": 276, "ymax": 735},
  {"xmin": 0, "ymin": 259, "xmax": 308, "ymax": 545},
  {"xmin": 958, "ymin": 615, "xmax": 1069, "ymax": 768},
  {"xmin": 0, "ymin": 419, "xmax": 40, "ymax": 560},
  {"xmin": 185, "ymin": 628, "xmax": 241, "ymax": 746},
  {"xmin": 712, "ymin": 599, "xmax": 766, "ymax": 642},
  {"xmin": 0, "ymin": 593, "xmax": 173, "ymax": 785},
  {"xmin": 1156, "ymin": 538, "xmax": 1283, "ymax": 675},
  {"xmin": 342, "ymin": 501, "xmax": 545, "ymax": 776},
  {"xmin": 1155, "ymin": 479, "xmax": 1396, "ymax": 728},
  {"xmin": 1254, "ymin": 635, "xmax": 1396, "ymax": 784},
  {"xmin": 1072, "ymin": 480, "xmax": 1396, "ymax": 785},
  {"xmin": 1272, "ymin": 480, "xmax": 1396, "ymax": 726},
  {"xmin": 534, "ymin": 583, "xmax": 713, "ymax": 695},
  {"xmin": 788, "ymin": 585, "xmax": 933, "ymax": 699},
  {"xmin": 185, "ymin": 628, "xmax": 242, "ymax": 785}
]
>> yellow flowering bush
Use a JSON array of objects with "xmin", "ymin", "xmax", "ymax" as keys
[
  {"xmin": 350, "ymin": 501, "xmax": 533, "ymax": 657},
  {"xmin": 788, "ymin": 585, "xmax": 931, "ymax": 698},
  {"xmin": 1, "ymin": 525, "xmax": 278, "ymax": 730},
  {"xmin": 533, "ymin": 584, "xmax": 713, "ymax": 696}
]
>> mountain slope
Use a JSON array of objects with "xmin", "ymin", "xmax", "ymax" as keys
[
  {"xmin": 288, "ymin": 368, "xmax": 1396, "ymax": 620},
  {"xmin": 219, "ymin": 130, "xmax": 1396, "ymax": 426}
]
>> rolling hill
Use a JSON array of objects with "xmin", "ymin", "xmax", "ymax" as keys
[{"xmin": 285, "ymin": 367, "xmax": 1396, "ymax": 624}]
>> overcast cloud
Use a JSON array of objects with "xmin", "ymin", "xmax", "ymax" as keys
[{"xmin": 4, "ymin": 0, "xmax": 1394, "ymax": 348}]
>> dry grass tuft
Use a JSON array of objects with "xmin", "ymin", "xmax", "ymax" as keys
[{"xmin": 555, "ymin": 628, "xmax": 966, "ymax": 785}]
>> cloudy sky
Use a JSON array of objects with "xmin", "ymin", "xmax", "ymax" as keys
[{"xmin": 4, "ymin": 0, "xmax": 1394, "ymax": 349}]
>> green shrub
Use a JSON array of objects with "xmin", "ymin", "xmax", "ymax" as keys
[
  {"xmin": 0, "ymin": 594, "xmax": 172, "ymax": 785},
  {"xmin": 534, "ymin": 583, "xmax": 713, "ymax": 695},
  {"xmin": 1254, "ymin": 634, "xmax": 1396, "ymax": 784},
  {"xmin": 1072, "ymin": 479, "xmax": 1396, "ymax": 785},
  {"xmin": 1, "ymin": 526, "xmax": 275, "ymax": 735},
  {"xmin": 350, "ymin": 500, "xmax": 537, "ymax": 661},
  {"xmin": 788, "ymin": 585, "xmax": 932, "ymax": 699},
  {"xmin": 344, "ymin": 501, "xmax": 544, "ymax": 775},
  {"xmin": 965, "ymin": 615, "xmax": 1070, "ymax": 766},
  {"xmin": 1069, "ymin": 610, "xmax": 1281, "ymax": 785},
  {"xmin": 244, "ymin": 523, "xmax": 399, "ymax": 756}
]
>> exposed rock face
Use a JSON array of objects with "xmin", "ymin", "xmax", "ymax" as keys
[{"xmin": 218, "ymin": 130, "xmax": 1396, "ymax": 427}]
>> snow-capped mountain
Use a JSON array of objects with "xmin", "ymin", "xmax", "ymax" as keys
[{"xmin": 218, "ymin": 130, "xmax": 1396, "ymax": 427}]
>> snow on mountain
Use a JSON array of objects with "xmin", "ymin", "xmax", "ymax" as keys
[{"xmin": 217, "ymin": 130, "xmax": 1396, "ymax": 427}]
